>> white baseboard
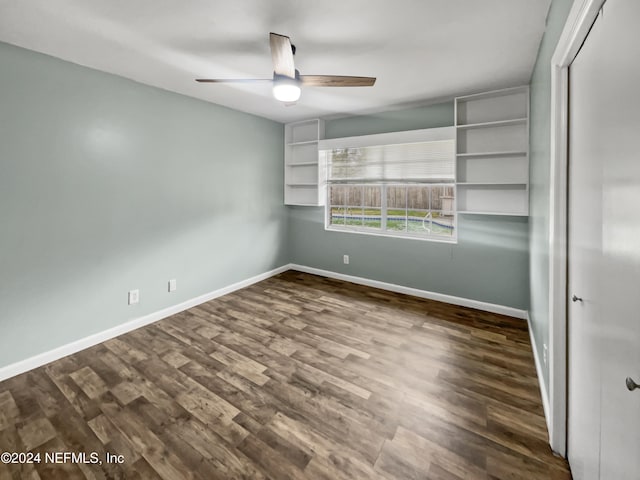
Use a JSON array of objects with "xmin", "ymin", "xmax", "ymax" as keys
[
  {"xmin": 0, "ymin": 264, "xmax": 290, "ymax": 383},
  {"xmin": 289, "ymin": 264, "xmax": 528, "ymax": 319},
  {"xmin": 527, "ymin": 312, "xmax": 551, "ymax": 433},
  {"xmin": 0, "ymin": 263, "xmax": 527, "ymax": 383}
]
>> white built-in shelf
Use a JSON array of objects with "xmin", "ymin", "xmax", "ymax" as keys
[
  {"xmin": 456, "ymin": 118, "xmax": 527, "ymax": 130},
  {"xmin": 456, "ymin": 150, "xmax": 527, "ymax": 158},
  {"xmin": 287, "ymin": 140, "xmax": 319, "ymax": 146},
  {"xmin": 455, "ymin": 86, "xmax": 529, "ymax": 216},
  {"xmin": 456, "ymin": 86, "xmax": 529, "ymax": 124},
  {"xmin": 287, "ymin": 183, "xmax": 318, "ymax": 187},
  {"xmin": 287, "ymin": 161, "xmax": 318, "ymax": 167},
  {"xmin": 284, "ymin": 119, "xmax": 325, "ymax": 206},
  {"xmin": 457, "ymin": 182, "xmax": 527, "ymax": 186},
  {"xmin": 458, "ymin": 210, "xmax": 529, "ymax": 217}
]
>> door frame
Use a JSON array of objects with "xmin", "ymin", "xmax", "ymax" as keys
[{"xmin": 547, "ymin": 0, "xmax": 606, "ymax": 456}]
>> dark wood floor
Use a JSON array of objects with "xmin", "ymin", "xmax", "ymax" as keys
[{"xmin": 0, "ymin": 271, "xmax": 571, "ymax": 479}]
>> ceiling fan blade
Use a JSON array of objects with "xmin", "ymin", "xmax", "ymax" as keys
[
  {"xmin": 269, "ymin": 32, "xmax": 296, "ymax": 78},
  {"xmin": 300, "ymin": 75, "xmax": 376, "ymax": 87},
  {"xmin": 195, "ymin": 78, "xmax": 272, "ymax": 83}
]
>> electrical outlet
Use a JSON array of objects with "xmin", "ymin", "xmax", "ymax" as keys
[
  {"xmin": 543, "ymin": 344, "xmax": 548, "ymax": 366},
  {"xmin": 128, "ymin": 289, "xmax": 139, "ymax": 305},
  {"xmin": 343, "ymin": 254, "xmax": 349, "ymax": 265},
  {"xmin": 168, "ymin": 279, "xmax": 177, "ymax": 292}
]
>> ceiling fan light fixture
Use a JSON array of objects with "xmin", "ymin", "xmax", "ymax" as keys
[{"xmin": 273, "ymin": 76, "xmax": 301, "ymax": 102}]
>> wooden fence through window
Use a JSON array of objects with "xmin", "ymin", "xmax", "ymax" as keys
[{"xmin": 329, "ymin": 185, "xmax": 454, "ymax": 211}]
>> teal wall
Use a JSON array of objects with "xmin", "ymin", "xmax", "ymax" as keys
[
  {"xmin": 0, "ymin": 42, "xmax": 287, "ymax": 368},
  {"xmin": 325, "ymin": 102, "xmax": 454, "ymax": 138},
  {"xmin": 289, "ymin": 103, "xmax": 530, "ymax": 310},
  {"xmin": 529, "ymin": 0, "xmax": 574, "ymax": 390}
]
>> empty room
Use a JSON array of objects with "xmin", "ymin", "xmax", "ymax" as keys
[{"xmin": 1, "ymin": 0, "xmax": 638, "ymax": 479}]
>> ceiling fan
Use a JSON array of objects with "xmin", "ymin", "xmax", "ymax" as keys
[{"xmin": 196, "ymin": 33, "xmax": 376, "ymax": 104}]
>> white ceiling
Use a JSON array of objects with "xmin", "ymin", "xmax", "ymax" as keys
[{"xmin": 0, "ymin": 0, "xmax": 551, "ymax": 123}]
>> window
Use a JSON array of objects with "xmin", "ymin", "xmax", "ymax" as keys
[{"xmin": 321, "ymin": 128, "xmax": 456, "ymax": 242}]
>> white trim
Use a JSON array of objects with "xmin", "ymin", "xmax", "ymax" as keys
[
  {"xmin": 0, "ymin": 264, "xmax": 290, "ymax": 383},
  {"xmin": 527, "ymin": 312, "xmax": 551, "ymax": 432},
  {"xmin": 547, "ymin": 0, "xmax": 605, "ymax": 456},
  {"xmin": 290, "ymin": 264, "xmax": 527, "ymax": 319}
]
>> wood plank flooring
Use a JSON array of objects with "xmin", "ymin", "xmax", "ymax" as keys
[{"xmin": 0, "ymin": 271, "xmax": 572, "ymax": 479}]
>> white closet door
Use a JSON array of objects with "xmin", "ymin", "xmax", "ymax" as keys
[
  {"xmin": 568, "ymin": 1, "xmax": 640, "ymax": 479},
  {"xmin": 590, "ymin": 1, "xmax": 640, "ymax": 478}
]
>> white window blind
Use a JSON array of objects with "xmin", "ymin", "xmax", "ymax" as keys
[{"xmin": 324, "ymin": 139, "xmax": 455, "ymax": 183}]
